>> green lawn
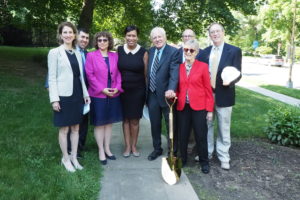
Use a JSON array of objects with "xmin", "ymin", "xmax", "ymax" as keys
[
  {"xmin": 260, "ymin": 84, "xmax": 300, "ymax": 99},
  {"xmin": 231, "ymin": 86, "xmax": 295, "ymax": 138},
  {"xmin": 0, "ymin": 46, "xmax": 50, "ymax": 61},
  {"xmin": 0, "ymin": 47, "xmax": 102, "ymax": 199}
]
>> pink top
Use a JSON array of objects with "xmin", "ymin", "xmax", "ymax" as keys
[{"xmin": 85, "ymin": 50, "xmax": 123, "ymax": 98}]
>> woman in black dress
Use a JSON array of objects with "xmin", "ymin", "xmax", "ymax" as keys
[
  {"xmin": 118, "ymin": 25, "xmax": 148, "ymax": 157},
  {"xmin": 48, "ymin": 22, "xmax": 90, "ymax": 172}
]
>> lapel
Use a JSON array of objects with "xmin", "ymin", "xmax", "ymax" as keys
[
  {"xmin": 188, "ymin": 60, "xmax": 198, "ymax": 80},
  {"xmin": 74, "ymin": 50, "xmax": 83, "ymax": 74},
  {"xmin": 95, "ymin": 50, "xmax": 108, "ymax": 72},
  {"xmin": 148, "ymin": 47, "xmax": 155, "ymax": 76},
  {"xmin": 218, "ymin": 43, "xmax": 230, "ymax": 73},
  {"xmin": 107, "ymin": 52, "xmax": 115, "ymax": 71},
  {"xmin": 156, "ymin": 44, "xmax": 169, "ymax": 71},
  {"xmin": 179, "ymin": 47, "xmax": 184, "ymax": 63},
  {"xmin": 58, "ymin": 45, "xmax": 71, "ymax": 70},
  {"xmin": 180, "ymin": 63, "xmax": 188, "ymax": 81},
  {"xmin": 206, "ymin": 46, "xmax": 213, "ymax": 63}
]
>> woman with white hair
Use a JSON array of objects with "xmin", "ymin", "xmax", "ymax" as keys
[{"xmin": 176, "ymin": 39, "xmax": 214, "ymax": 174}]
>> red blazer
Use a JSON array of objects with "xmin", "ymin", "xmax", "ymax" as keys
[{"xmin": 177, "ymin": 60, "xmax": 214, "ymax": 111}]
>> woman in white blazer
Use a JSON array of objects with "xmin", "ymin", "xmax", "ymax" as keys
[{"xmin": 48, "ymin": 22, "xmax": 90, "ymax": 172}]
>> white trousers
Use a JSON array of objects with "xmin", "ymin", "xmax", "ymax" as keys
[{"xmin": 207, "ymin": 106, "xmax": 232, "ymax": 163}]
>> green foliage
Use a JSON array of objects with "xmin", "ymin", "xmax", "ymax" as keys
[
  {"xmin": 92, "ymin": 0, "xmax": 154, "ymax": 44},
  {"xmin": 231, "ymin": 0, "xmax": 300, "ymax": 57},
  {"xmin": 265, "ymin": 106, "xmax": 300, "ymax": 147},
  {"xmin": 255, "ymin": 46, "xmax": 273, "ymax": 54},
  {"xmin": 154, "ymin": 0, "xmax": 265, "ymax": 41},
  {"xmin": 295, "ymin": 47, "xmax": 300, "ymax": 60},
  {"xmin": 231, "ymin": 87, "xmax": 289, "ymax": 138}
]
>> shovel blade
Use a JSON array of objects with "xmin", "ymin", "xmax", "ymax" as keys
[
  {"xmin": 161, "ymin": 157, "xmax": 178, "ymax": 185},
  {"xmin": 167, "ymin": 156, "xmax": 182, "ymax": 178}
]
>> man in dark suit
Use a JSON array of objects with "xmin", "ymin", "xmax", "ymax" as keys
[
  {"xmin": 146, "ymin": 27, "xmax": 180, "ymax": 161},
  {"xmin": 196, "ymin": 23, "xmax": 242, "ymax": 170},
  {"xmin": 75, "ymin": 28, "xmax": 90, "ymax": 154}
]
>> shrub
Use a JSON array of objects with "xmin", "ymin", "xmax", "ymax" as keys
[
  {"xmin": 265, "ymin": 106, "xmax": 300, "ymax": 147},
  {"xmin": 255, "ymin": 46, "xmax": 272, "ymax": 55}
]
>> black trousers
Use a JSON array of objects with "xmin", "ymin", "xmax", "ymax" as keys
[
  {"xmin": 178, "ymin": 104, "xmax": 208, "ymax": 166},
  {"xmin": 147, "ymin": 91, "xmax": 178, "ymax": 153},
  {"xmin": 67, "ymin": 113, "xmax": 89, "ymax": 152}
]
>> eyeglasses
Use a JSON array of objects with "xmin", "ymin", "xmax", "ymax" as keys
[
  {"xmin": 97, "ymin": 39, "xmax": 108, "ymax": 43},
  {"xmin": 183, "ymin": 48, "xmax": 196, "ymax": 54},
  {"xmin": 182, "ymin": 35, "xmax": 194, "ymax": 38},
  {"xmin": 209, "ymin": 29, "xmax": 222, "ymax": 34}
]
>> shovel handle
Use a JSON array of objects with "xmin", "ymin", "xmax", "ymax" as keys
[{"xmin": 165, "ymin": 97, "xmax": 177, "ymax": 140}]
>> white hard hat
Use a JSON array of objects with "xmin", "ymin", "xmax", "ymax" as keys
[{"xmin": 221, "ymin": 66, "xmax": 241, "ymax": 85}]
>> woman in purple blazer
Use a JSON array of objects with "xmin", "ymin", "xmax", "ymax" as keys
[{"xmin": 85, "ymin": 31, "xmax": 123, "ymax": 165}]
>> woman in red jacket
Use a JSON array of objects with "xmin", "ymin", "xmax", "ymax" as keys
[{"xmin": 177, "ymin": 39, "xmax": 214, "ymax": 174}]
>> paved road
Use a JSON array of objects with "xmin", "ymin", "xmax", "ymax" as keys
[{"xmin": 242, "ymin": 57, "xmax": 300, "ymax": 89}]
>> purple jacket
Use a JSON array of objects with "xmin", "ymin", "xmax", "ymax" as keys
[{"xmin": 85, "ymin": 50, "xmax": 123, "ymax": 98}]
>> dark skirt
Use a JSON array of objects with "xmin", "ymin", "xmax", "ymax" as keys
[
  {"xmin": 120, "ymin": 86, "xmax": 145, "ymax": 119},
  {"xmin": 90, "ymin": 96, "xmax": 123, "ymax": 126},
  {"xmin": 53, "ymin": 96, "xmax": 83, "ymax": 127}
]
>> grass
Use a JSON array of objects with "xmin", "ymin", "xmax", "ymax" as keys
[
  {"xmin": 231, "ymin": 86, "xmax": 296, "ymax": 138},
  {"xmin": 0, "ymin": 47, "xmax": 102, "ymax": 199},
  {"xmin": 0, "ymin": 45, "xmax": 50, "ymax": 61},
  {"xmin": 260, "ymin": 84, "xmax": 300, "ymax": 99}
]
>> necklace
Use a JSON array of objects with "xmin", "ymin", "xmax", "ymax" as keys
[{"xmin": 66, "ymin": 49, "xmax": 74, "ymax": 55}]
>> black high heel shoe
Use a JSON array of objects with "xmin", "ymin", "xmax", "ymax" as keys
[
  {"xmin": 100, "ymin": 159, "xmax": 107, "ymax": 165},
  {"xmin": 105, "ymin": 153, "xmax": 116, "ymax": 160}
]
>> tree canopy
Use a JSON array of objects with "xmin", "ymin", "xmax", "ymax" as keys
[
  {"xmin": 230, "ymin": 0, "xmax": 299, "ymax": 58},
  {"xmin": 0, "ymin": 0, "xmax": 271, "ymax": 46}
]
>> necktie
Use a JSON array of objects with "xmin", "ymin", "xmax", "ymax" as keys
[
  {"xmin": 210, "ymin": 47, "xmax": 219, "ymax": 89},
  {"xmin": 149, "ymin": 50, "xmax": 160, "ymax": 92}
]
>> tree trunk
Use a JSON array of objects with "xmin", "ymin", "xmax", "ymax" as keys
[{"xmin": 78, "ymin": 0, "xmax": 95, "ymax": 32}]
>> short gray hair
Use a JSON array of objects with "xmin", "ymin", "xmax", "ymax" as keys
[
  {"xmin": 150, "ymin": 27, "xmax": 166, "ymax": 40},
  {"xmin": 207, "ymin": 22, "xmax": 224, "ymax": 33},
  {"xmin": 184, "ymin": 39, "xmax": 199, "ymax": 53}
]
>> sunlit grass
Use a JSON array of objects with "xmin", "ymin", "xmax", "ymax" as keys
[
  {"xmin": 232, "ymin": 86, "xmax": 296, "ymax": 138},
  {"xmin": 0, "ymin": 49, "xmax": 102, "ymax": 199}
]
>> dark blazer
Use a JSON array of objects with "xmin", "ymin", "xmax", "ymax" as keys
[
  {"xmin": 178, "ymin": 47, "xmax": 184, "ymax": 64},
  {"xmin": 197, "ymin": 43, "xmax": 242, "ymax": 107},
  {"xmin": 177, "ymin": 60, "xmax": 214, "ymax": 111},
  {"xmin": 146, "ymin": 44, "xmax": 180, "ymax": 107}
]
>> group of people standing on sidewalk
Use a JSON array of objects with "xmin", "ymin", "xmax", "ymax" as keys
[{"xmin": 47, "ymin": 21, "xmax": 242, "ymax": 174}]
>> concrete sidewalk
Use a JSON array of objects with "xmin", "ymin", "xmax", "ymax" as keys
[
  {"xmin": 99, "ymin": 119, "xmax": 199, "ymax": 200},
  {"xmin": 237, "ymin": 79, "xmax": 300, "ymax": 106}
]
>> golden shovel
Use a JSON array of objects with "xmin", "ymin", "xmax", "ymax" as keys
[{"xmin": 161, "ymin": 97, "xmax": 182, "ymax": 185}]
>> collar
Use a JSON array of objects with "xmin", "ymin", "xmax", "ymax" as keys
[
  {"xmin": 212, "ymin": 42, "xmax": 224, "ymax": 51},
  {"xmin": 76, "ymin": 45, "xmax": 85, "ymax": 52},
  {"xmin": 156, "ymin": 44, "xmax": 166, "ymax": 53},
  {"xmin": 124, "ymin": 44, "xmax": 141, "ymax": 55}
]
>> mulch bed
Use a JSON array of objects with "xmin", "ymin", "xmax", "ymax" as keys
[{"xmin": 184, "ymin": 138, "xmax": 300, "ymax": 200}]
